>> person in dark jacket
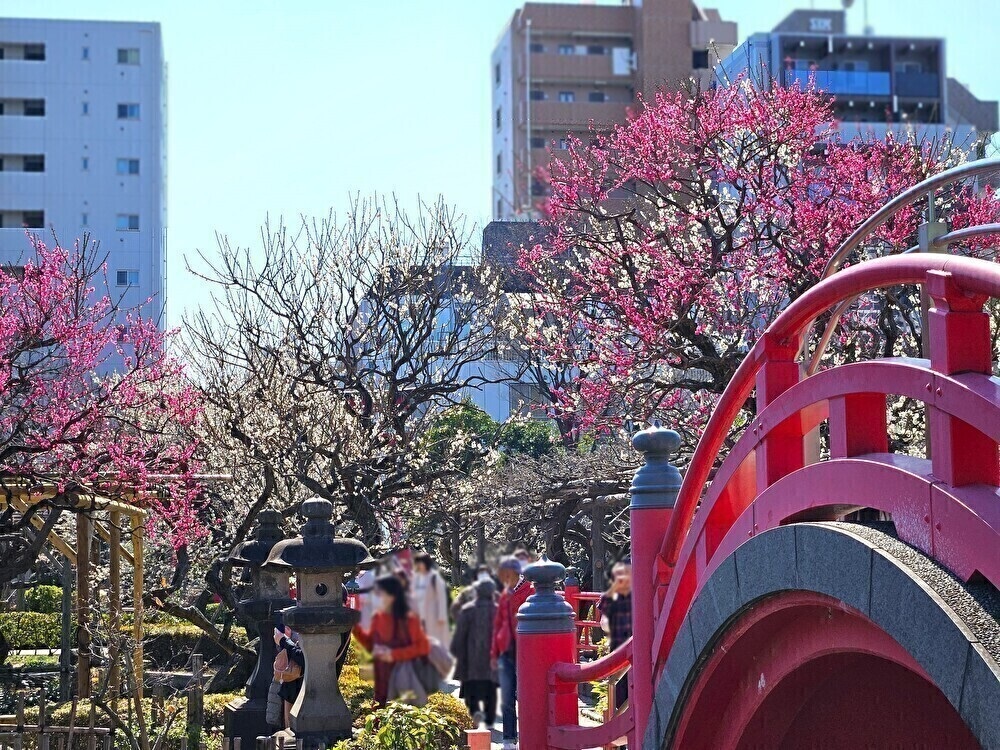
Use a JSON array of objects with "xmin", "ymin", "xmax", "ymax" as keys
[
  {"xmin": 273, "ymin": 624, "xmax": 305, "ymax": 729},
  {"xmin": 450, "ymin": 578, "xmax": 499, "ymax": 726}
]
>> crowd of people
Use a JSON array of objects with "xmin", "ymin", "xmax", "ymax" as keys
[{"xmin": 265, "ymin": 547, "xmax": 634, "ymax": 750}]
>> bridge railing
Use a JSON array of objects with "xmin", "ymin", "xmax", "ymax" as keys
[
  {"xmin": 520, "ymin": 157, "xmax": 1000, "ymax": 749},
  {"xmin": 647, "ymin": 253, "xmax": 1000, "ymax": 739}
]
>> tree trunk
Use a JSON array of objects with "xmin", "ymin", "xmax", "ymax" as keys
[
  {"xmin": 591, "ymin": 499, "xmax": 606, "ymax": 591},
  {"xmin": 476, "ymin": 522, "xmax": 486, "ymax": 566},
  {"xmin": 450, "ymin": 518, "xmax": 462, "ymax": 587}
]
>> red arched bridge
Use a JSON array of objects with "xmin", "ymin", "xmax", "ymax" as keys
[{"xmin": 515, "ymin": 160, "xmax": 1000, "ymax": 749}]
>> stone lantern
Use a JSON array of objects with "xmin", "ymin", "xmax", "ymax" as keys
[
  {"xmin": 264, "ymin": 498, "xmax": 377, "ymax": 747},
  {"xmin": 223, "ymin": 510, "xmax": 294, "ymax": 745}
]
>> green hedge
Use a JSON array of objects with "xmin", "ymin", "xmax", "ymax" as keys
[
  {"xmin": 0, "ymin": 611, "xmax": 249, "ymax": 670},
  {"xmin": 24, "ymin": 693, "xmax": 241, "ymax": 750},
  {"xmin": 24, "ymin": 585, "xmax": 63, "ymax": 614},
  {"xmin": 0, "ymin": 611, "xmax": 64, "ymax": 650},
  {"xmin": 141, "ymin": 623, "xmax": 249, "ymax": 671}
]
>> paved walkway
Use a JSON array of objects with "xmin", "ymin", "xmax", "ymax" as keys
[{"xmin": 442, "ymin": 679, "xmax": 619, "ymax": 750}]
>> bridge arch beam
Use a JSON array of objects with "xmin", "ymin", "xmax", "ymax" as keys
[{"xmin": 645, "ymin": 523, "xmax": 1000, "ymax": 750}]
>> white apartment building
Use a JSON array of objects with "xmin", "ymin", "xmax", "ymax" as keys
[{"xmin": 0, "ymin": 18, "xmax": 166, "ymax": 321}]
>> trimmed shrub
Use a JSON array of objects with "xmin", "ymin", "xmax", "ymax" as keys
[
  {"xmin": 339, "ymin": 665, "xmax": 375, "ymax": 719},
  {"xmin": 334, "ymin": 700, "xmax": 465, "ymax": 750},
  {"xmin": 24, "ymin": 585, "xmax": 63, "ymax": 614},
  {"xmin": 347, "ymin": 634, "xmax": 372, "ymax": 666},
  {"xmin": 0, "ymin": 611, "xmax": 63, "ymax": 649},
  {"xmin": 425, "ymin": 692, "xmax": 474, "ymax": 732}
]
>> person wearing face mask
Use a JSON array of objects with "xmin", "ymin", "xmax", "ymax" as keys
[
  {"xmin": 450, "ymin": 565, "xmax": 497, "ymax": 621},
  {"xmin": 411, "ymin": 552, "xmax": 450, "ymax": 648},
  {"xmin": 353, "ymin": 574, "xmax": 430, "ymax": 705}
]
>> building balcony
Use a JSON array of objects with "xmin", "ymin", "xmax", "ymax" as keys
[
  {"xmin": 783, "ymin": 69, "xmax": 891, "ymax": 96},
  {"xmin": 690, "ymin": 19, "xmax": 738, "ymax": 50},
  {"xmin": 0, "ymin": 172, "xmax": 45, "ymax": 202},
  {"xmin": 529, "ymin": 52, "xmax": 631, "ymax": 82},
  {"xmin": 895, "ymin": 72, "xmax": 940, "ymax": 98},
  {"xmin": 530, "ymin": 100, "xmax": 630, "ymax": 128},
  {"xmin": 0, "ymin": 116, "xmax": 48, "ymax": 145}
]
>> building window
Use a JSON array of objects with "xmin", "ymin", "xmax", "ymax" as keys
[
  {"xmin": 81, "ymin": 212, "xmax": 88, "ymax": 227},
  {"xmin": 116, "ymin": 269, "xmax": 139, "ymax": 286},
  {"xmin": 24, "ymin": 99, "xmax": 45, "ymax": 117},
  {"xmin": 82, "ymin": 157, "xmax": 89, "ymax": 171},
  {"xmin": 494, "ymin": 63, "xmax": 501, "ymax": 85},
  {"xmin": 588, "ymin": 91, "xmax": 608, "ymax": 103},
  {"xmin": 117, "ymin": 103, "xmax": 140, "ymax": 120},
  {"xmin": 23, "ymin": 155, "xmax": 44, "ymax": 172},
  {"xmin": 116, "ymin": 214, "xmax": 139, "ymax": 231},
  {"xmin": 587, "ymin": 45, "xmax": 605, "ymax": 55},
  {"xmin": 116, "ymin": 158, "xmax": 140, "ymax": 175},
  {"xmin": 495, "ymin": 107, "xmax": 501, "ymax": 130},
  {"xmin": 496, "ymin": 153, "xmax": 502, "ymax": 175},
  {"xmin": 23, "ymin": 44, "xmax": 45, "ymax": 61},
  {"xmin": 530, "ymin": 136, "xmax": 546, "ymax": 148},
  {"xmin": 692, "ymin": 50, "xmax": 710, "ymax": 69},
  {"xmin": 22, "ymin": 211, "xmax": 44, "ymax": 228},
  {"xmin": 558, "ymin": 44, "xmax": 574, "ymax": 55},
  {"xmin": 529, "ymin": 42, "xmax": 544, "ymax": 53},
  {"xmin": 117, "ymin": 48, "xmax": 140, "ymax": 65},
  {"xmin": 558, "ymin": 91, "xmax": 575, "ymax": 103},
  {"xmin": 497, "ymin": 199, "xmax": 503, "ymax": 217},
  {"xmin": 529, "ymin": 89, "xmax": 545, "ymax": 101},
  {"xmin": 81, "ymin": 101, "xmax": 89, "ymax": 115},
  {"xmin": 558, "ymin": 138, "xmax": 569, "ymax": 150},
  {"xmin": 82, "ymin": 46, "xmax": 90, "ymax": 60}
]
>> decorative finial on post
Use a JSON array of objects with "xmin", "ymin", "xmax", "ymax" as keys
[
  {"xmin": 630, "ymin": 424, "xmax": 683, "ymax": 509},
  {"xmin": 518, "ymin": 556, "xmax": 575, "ymax": 634}
]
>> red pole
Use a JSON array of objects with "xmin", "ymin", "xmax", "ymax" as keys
[
  {"xmin": 629, "ymin": 426, "xmax": 683, "ymax": 746},
  {"xmin": 517, "ymin": 558, "xmax": 579, "ymax": 750}
]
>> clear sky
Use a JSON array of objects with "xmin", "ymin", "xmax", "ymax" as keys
[{"xmin": 2, "ymin": 0, "xmax": 998, "ymax": 326}]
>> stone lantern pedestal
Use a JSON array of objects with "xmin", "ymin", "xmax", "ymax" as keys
[
  {"xmin": 223, "ymin": 511, "xmax": 294, "ymax": 745},
  {"xmin": 264, "ymin": 498, "xmax": 376, "ymax": 748}
]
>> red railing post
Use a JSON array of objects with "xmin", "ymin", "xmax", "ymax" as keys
[
  {"xmin": 517, "ymin": 557, "xmax": 579, "ymax": 750},
  {"xmin": 926, "ymin": 270, "xmax": 999, "ymax": 487},
  {"xmin": 629, "ymin": 426, "xmax": 683, "ymax": 745}
]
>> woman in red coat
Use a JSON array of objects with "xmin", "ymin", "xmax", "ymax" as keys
[{"xmin": 354, "ymin": 574, "xmax": 430, "ymax": 705}]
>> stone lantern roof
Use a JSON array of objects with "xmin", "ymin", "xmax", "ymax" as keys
[
  {"xmin": 228, "ymin": 509, "xmax": 284, "ymax": 567},
  {"xmin": 264, "ymin": 498, "xmax": 377, "ymax": 573}
]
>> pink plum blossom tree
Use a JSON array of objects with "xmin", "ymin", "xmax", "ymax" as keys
[
  {"xmin": 520, "ymin": 78, "xmax": 1000, "ymax": 448},
  {"xmin": 0, "ymin": 237, "xmax": 202, "ymax": 584}
]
